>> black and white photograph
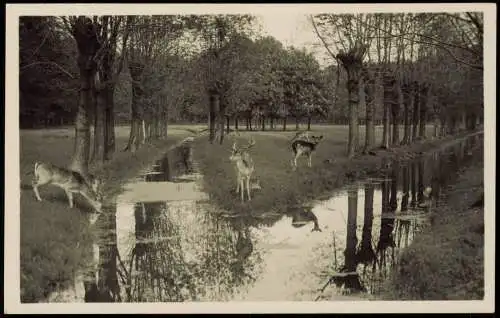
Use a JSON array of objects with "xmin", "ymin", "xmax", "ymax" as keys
[{"xmin": 4, "ymin": 3, "xmax": 495, "ymax": 314}]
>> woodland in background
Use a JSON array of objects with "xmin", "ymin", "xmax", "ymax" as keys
[{"xmin": 19, "ymin": 12, "xmax": 483, "ymax": 174}]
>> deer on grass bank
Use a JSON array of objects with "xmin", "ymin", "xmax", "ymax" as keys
[
  {"xmin": 290, "ymin": 130, "xmax": 312, "ymax": 143},
  {"xmin": 291, "ymin": 135, "xmax": 324, "ymax": 171},
  {"xmin": 32, "ymin": 162, "xmax": 104, "ymax": 219},
  {"xmin": 229, "ymin": 138, "xmax": 256, "ymax": 202}
]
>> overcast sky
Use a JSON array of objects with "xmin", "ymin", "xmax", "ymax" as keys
[{"xmin": 257, "ymin": 13, "xmax": 332, "ymax": 68}]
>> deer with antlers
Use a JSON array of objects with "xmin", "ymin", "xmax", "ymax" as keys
[{"xmin": 229, "ymin": 137, "xmax": 256, "ymax": 202}]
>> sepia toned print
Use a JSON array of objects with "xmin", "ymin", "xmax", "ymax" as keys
[{"xmin": 5, "ymin": 3, "xmax": 495, "ymax": 315}]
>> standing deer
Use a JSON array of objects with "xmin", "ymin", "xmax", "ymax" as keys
[
  {"xmin": 290, "ymin": 135, "xmax": 324, "ymax": 171},
  {"xmin": 229, "ymin": 138, "xmax": 256, "ymax": 202}
]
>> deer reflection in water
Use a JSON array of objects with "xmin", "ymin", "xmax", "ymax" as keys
[{"xmin": 289, "ymin": 206, "xmax": 322, "ymax": 232}]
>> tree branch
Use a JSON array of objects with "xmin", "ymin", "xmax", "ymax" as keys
[
  {"xmin": 465, "ymin": 12, "xmax": 483, "ymax": 36},
  {"xmin": 60, "ymin": 16, "xmax": 73, "ymax": 35},
  {"xmin": 20, "ymin": 61, "xmax": 75, "ymax": 78},
  {"xmin": 115, "ymin": 16, "xmax": 133, "ymax": 78},
  {"xmin": 359, "ymin": 17, "xmax": 482, "ymax": 69},
  {"xmin": 309, "ymin": 15, "xmax": 341, "ymax": 65}
]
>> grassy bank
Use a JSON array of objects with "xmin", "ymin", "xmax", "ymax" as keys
[
  {"xmin": 192, "ymin": 125, "xmax": 480, "ymax": 223},
  {"xmin": 20, "ymin": 125, "xmax": 195, "ymax": 303},
  {"xmin": 378, "ymin": 158, "xmax": 484, "ymax": 300}
]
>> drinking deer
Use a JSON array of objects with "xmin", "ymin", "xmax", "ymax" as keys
[
  {"xmin": 291, "ymin": 135, "xmax": 324, "ymax": 170},
  {"xmin": 229, "ymin": 138, "xmax": 256, "ymax": 202},
  {"xmin": 32, "ymin": 162, "xmax": 103, "ymax": 215}
]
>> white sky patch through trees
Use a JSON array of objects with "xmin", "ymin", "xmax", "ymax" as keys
[{"xmin": 256, "ymin": 13, "xmax": 332, "ymax": 68}]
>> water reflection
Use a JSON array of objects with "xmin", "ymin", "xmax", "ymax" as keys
[
  {"xmin": 83, "ymin": 207, "xmax": 121, "ymax": 302},
  {"xmin": 52, "ymin": 134, "xmax": 483, "ymax": 302},
  {"xmin": 356, "ymin": 183, "xmax": 376, "ymax": 267},
  {"xmin": 55, "ymin": 140, "xmax": 235, "ymax": 301},
  {"xmin": 315, "ymin": 133, "xmax": 483, "ymax": 298},
  {"xmin": 341, "ymin": 189, "xmax": 365, "ymax": 292},
  {"xmin": 396, "ymin": 164, "xmax": 411, "ymax": 249},
  {"xmin": 289, "ymin": 207, "xmax": 322, "ymax": 232}
]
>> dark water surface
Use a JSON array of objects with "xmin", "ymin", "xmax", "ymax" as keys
[{"xmin": 48, "ymin": 133, "xmax": 483, "ymax": 302}]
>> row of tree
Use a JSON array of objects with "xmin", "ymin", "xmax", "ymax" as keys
[
  {"xmin": 19, "ymin": 12, "xmax": 484, "ymax": 176},
  {"xmin": 311, "ymin": 12, "xmax": 483, "ymax": 157}
]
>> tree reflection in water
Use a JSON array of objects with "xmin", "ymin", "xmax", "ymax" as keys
[
  {"xmin": 124, "ymin": 201, "xmax": 261, "ymax": 302},
  {"xmin": 317, "ymin": 136, "xmax": 482, "ymax": 298},
  {"xmin": 129, "ymin": 201, "xmax": 194, "ymax": 302},
  {"xmin": 228, "ymin": 217, "xmax": 256, "ymax": 287},
  {"xmin": 78, "ymin": 136, "xmax": 483, "ymax": 301},
  {"xmin": 328, "ymin": 188, "xmax": 365, "ymax": 294},
  {"xmin": 81, "ymin": 202, "xmax": 261, "ymax": 302},
  {"xmin": 372, "ymin": 160, "xmax": 396, "ymax": 293},
  {"xmin": 356, "ymin": 182, "xmax": 376, "ymax": 273},
  {"xmin": 396, "ymin": 163, "xmax": 411, "ymax": 250},
  {"xmin": 83, "ymin": 205, "xmax": 121, "ymax": 302}
]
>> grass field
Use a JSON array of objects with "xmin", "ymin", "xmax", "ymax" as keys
[
  {"xmin": 192, "ymin": 124, "xmax": 458, "ymax": 221},
  {"xmin": 19, "ymin": 123, "xmax": 472, "ymax": 302}
]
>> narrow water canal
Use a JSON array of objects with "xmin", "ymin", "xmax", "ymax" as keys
[{"xmin": 48, "ymin": 133, "xmax": 483, "ymax": 302}]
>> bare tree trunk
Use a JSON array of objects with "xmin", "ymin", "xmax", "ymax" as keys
[
  {"xmin": 226, "ymin": 116, "xmax": 230, "ymax": 134},
  {"xmin": 337, "ymin": 47, "xmax": 365, "ymax": 158},
  {"xmin": 418, "ymin": 84, "xmax": 429, "ymax": 140},
  {"xmin": 470, "ymin": 113, "xmax": 477, "ymax": 130},
  {"xmin": 94, "ymin": 50, "xmax": 114, "ymax": 163},
  {"xmin": 433, "ymin": 117, "xmax": 440, "ymax": 138},
  {"xmin": 69, "ymin": 17, "xmax": 100, "ymax": 176},
  {"xmin": 363, "ymin": 74, "xmax": 375, "ymax": 153},
  {"xmin": 104, "ymin": 85, "xmax": 115, "ymax": 160},
  {"xmin": 381, "ymin": 73, "xmax": 395, "ymax": 149},
  {"xmin": 208, "ymin": 91, "xmax": 218, "ymax": 144},
  {"xmin": 218, "ymin": 117, "xmax": 225, "ymax": 145},
  {"xmin": 401, "ymin": 83, "xmax": 411, "ymax": 145},
  {"xmin": 440, "ymin": 114, "xmax": 447, "ymax": 137},
  {"xmin": 70, "ymin": 69, "xmax": 94, "ymax": 176},
  {"xmin": 391, "ymin": 83, "xmax": 401, "ymax": 146},
  {"xmin": 235, "ymin": 116, "xmax": 238, "ymax": 131},
  {"xmin": 450, "ymin": 115, "xmax": 458, "ymax": 134},
  {"xmin": 124, "ymin": 61, "xmax": 144, "ymax": 152},
  {"xmin": 295, "ymin": 117, "xmax": 299, "ymax": 130},
  {"xmin": 150, "ymin": 113, "xmax": 157, "ymax": 140},
  {"xmin": 307, "ymin": 116, "xmax": 312, "ymax": 131},
  {"xmin": 163, "ymin": 108, "xmax": 168, "ymax": 139},
  {"xmin": 460, "ymin": 111, "xmax": 467, "ymax": 132},
  {"xmin": 283, "ymin": 117, "xmax": 287, "ymax": 131},
  {"xmin": 411, "ymin": 82, "xmax": 420, "ymax": 142},
  {"xmin": 141, "ymin": 118, "xmax": 147, "ymax": 144},
  {"xmin": 218, "ymin": 96, "xmax": 226, "ymax": 145},
  {"xmin": 347, "ymin": 77, "xmax": 360, "ymax": 157},
  {"xmin": 93, "ymin": 78, "xmax": 106, "ymax": 163},
  {"xmin": 261, "ymin": 115, "xmax": 265, "ymax": 131}
]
